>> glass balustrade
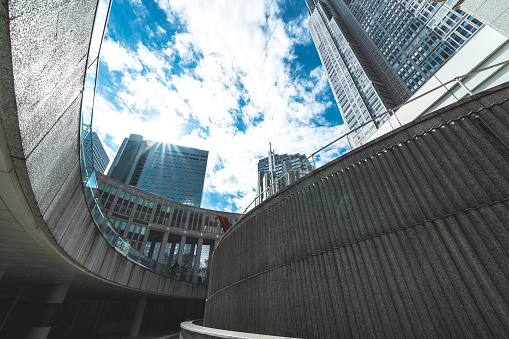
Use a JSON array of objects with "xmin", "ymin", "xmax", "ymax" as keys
[{"xmin": 78, "ymin": 0, "xmax": 208, "ymax": 286}]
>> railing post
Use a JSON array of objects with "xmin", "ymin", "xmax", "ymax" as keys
[
  {"xmin": 455, "ymin": 77, "xmax": 473, "ymax": 95},
  {"xmin": 346, "ymin": 134, "xmax": 353, "ymax": 150}
]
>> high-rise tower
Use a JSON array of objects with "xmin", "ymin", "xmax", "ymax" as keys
[
  {"xmin": 257, "ymin": 146, "xmax": 315, "ymax": 203},
  {"xmin": 83, "ymin": 131, "xmax": 110, "ymax": 173},
  {"xmin": 108, "ymin": 134, "xmax": 208, "ymax": 207},
  {"xmin": 306, "ymin": 0, "xmax": 483, "ymax": 146}
]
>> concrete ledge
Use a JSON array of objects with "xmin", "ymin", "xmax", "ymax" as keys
[{"xmin": 180, "ymin": 321, "xmax": 298, "ymax": 339}]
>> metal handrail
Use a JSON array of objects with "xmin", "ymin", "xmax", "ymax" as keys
[{"xmin": 236, "ymin": 58, "xmax": 509, "ymax": 223}]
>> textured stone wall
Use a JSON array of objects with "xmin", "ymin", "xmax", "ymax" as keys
[
  {"xmin": 0, "ymin": 0, "xmax": 205, "ymax": 297},
  {"xmin": 204, "ymin": 83, "xmax": 509, "ymax": 338}
]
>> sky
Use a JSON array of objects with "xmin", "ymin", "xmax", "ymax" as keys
[{"xmin": 93, "ymin": 0, "xmax": 348, "ymax": 212}]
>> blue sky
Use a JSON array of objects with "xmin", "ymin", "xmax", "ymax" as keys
[{"xmin": 94, "ymin": 0, "xmax": 348, "ymax": 212}]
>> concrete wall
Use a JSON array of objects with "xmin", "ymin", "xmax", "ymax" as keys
[
  {"xmin": 204, "ymin": 83, "xmax": 509, "ymax": 337},
  {"xmin": 0, "ymin": 0, "xmax": 205, "ymax": 298}
]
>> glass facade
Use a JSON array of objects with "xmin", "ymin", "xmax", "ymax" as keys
[
  {"xmin": 95, "ymin": 171, "xmax": 239, "ymax": 282},
  {"xmin": 306, "ymin": 0, "xmax": 483, "ymax": 146},
  {"xmin": 108, "ymin": 134, "xmax": 208, "ymax": 207}
]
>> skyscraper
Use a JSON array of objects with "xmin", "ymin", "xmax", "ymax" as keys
[
  {"xmin": 306, "ymin": 0, "xmax": 484, "ymax": 146},
  {"xmin": 83, "ymin": 131, "xmax": 110, "ymax": 173},
  {"xmin": 257, "ymin": 146, "xmax": 315, "ymax": 203},
  {"xmin": 108, "ymin": 134, "xmax": 208, "ymax": 207}
]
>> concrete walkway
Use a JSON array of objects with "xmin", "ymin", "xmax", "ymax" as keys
[{"xmin": 75, "ymin": 331, "xmax": 179, "ymax": 339}]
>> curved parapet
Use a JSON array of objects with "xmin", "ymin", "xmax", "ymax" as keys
[
  {"xmin": 204, "ymin": 83, "xmax": 509, "ymax": 337},
  {"xmin": 0, "ymin": 0, "xmax": 207, "ymax": 297},
  {"xmin": 180, "ymin": 320, "xmax": 295, "ymax": 339}
]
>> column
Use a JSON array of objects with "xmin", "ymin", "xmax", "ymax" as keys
[
  {"xmin": 192, "ymin": 238, "xmax": 203, "ymax": 276},
  {"xmin": 167, "ymin": 242, "xmax": 176, "ymax": 266},
  {"xmin": 147, "ymin": 241, "xmax": 156, "ymax": 259},
  {"xmin": 25, "ymin": 284, "xmax": 70, "ymax": 339},
  {"xmin": 176, "ymin": 236, "xmax": 187, "ymax": 265},
  {"xmin": 183, "ymin": 211, "xmax": 191, "ymax": 230},
  {"xmin": 189, "ymin": 243, "xmax": 196, "ymax": 268},
  {"xmin": 184, "ymin": 243, "xmax": 196, "ymax": 282},
  {"xmin": 141, "ymin": 228, "xmax": 150, "ymax": 253},
  {"xmin": 157, "ymin": 232, "xmax": 170, "ymax": 264},
  {"xmin": 0, "ymin": 269, "xmax": 5, "ymax": 280},
  {"xmin": 129, "ymin": 296, "xmax": 147, "ymax": 337},
  {"xmin": 108, "ymin": 187, "xmax": 121, "ymax": 216}
]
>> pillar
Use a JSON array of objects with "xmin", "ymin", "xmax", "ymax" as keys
[
  {"xmin": 129, "ymin": 296, "xmax": 147, "ymax": 337},
  {"xmin": 176, "ymin": 236, "xmax": 187, "ymax": 265},
  {"xmin": 192, "ymin": 238, "xmax": 203, "ymax": 276},
  {"xmin": 141, "ymin": 228, "xmax": 150, "ymax": 252},
  {"xmin": 147, "ymin": 241, "xmax": 156, "ymax": 259},
  {"xmin": 157, "ymin": 232, "xmax": 170, "ymax": 264},
  {"xmin": 0, "ymin": 269, "xmax": 5, "ymax": 280},
  {"xmin": 25, "ymin": 284, "xmax": 70, "ymax": 339},
  {"xmin": 167, "ymin": 242, "xmax": 176, "ymax": 266}
]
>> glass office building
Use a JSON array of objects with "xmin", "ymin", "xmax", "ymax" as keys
[
  {"xmin": 108, "ymin": 134, "xmax": 208, "ymax": 207},
  {"xmin": 82, "ymin": 131, "xmax": 110, "ymax": 173},
  {"xmin": 257, "ymin": 152, "xmax": 314, "ymax": 203},
  {"xmin": 306, "ymin": 0, "xmax": 483, "ymax": 146}
]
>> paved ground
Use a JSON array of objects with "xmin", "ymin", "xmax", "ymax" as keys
[{"xmin": 75, "ymin": 330, "xmax": 179, "ymax": 339}]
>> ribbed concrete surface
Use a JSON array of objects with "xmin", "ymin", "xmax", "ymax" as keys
[{"xmin": 204, "ymin": 83, "xmax": 509, "ymax": 338}]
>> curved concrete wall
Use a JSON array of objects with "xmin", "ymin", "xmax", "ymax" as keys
[
  {"xmin": 204, "ymin": 83, "xmax": 509, "ymax": 337},
  {"xmin": 0, "ymin": 0, "xmax": 205, "ymax": 297}
]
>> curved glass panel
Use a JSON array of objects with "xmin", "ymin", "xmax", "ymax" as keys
[{"xmin": 79, "ymin": 0, "xmax": 207, "ymax": 285}]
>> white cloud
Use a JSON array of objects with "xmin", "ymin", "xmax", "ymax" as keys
[
  {"xmin": 156, "ymin": 25, "xmax": 167, "ymax": 35},
  {"xmin": 95, "ymin": 0, "xmax": 345, "ymax": 212},
  {"xmin": 136, "ymin": 42, "xmax": 171, "ymax": 77},
  {"xmin": 100, "ymin": 39, "xmax": 143, "ymax": 72},
  {"xmin": 286, "ymin": 13, "xmax": 313, "ymax": 46},
  {"xmin": 171, "ymin": 33, "xmax": 198, "ymax": 62}
]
